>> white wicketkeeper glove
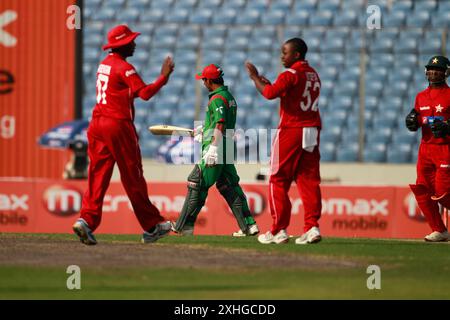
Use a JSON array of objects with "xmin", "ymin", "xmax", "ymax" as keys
[
  {"xmin": 202, "ymin": 145, "xmax": 218, "ymax": 167},
  {"xmin": 193, "ymin": 125, "xmax": 203, "ymax": 143}
]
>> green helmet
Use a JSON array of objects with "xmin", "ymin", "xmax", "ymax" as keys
[{"xmin": 425, "ymin": 55, "xmax": 450, "ymax": 70}]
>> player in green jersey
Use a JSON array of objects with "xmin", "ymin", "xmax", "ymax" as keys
[{"xmin": 172, "ymin": 64, "xmax": 259, "ymax": 237}]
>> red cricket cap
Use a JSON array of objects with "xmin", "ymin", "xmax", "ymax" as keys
[
  {"xmin": 102, "ymin": 25, "xmax": 140, "ymax": 51},
  {"xmin": 195, "ymin": 64, "xmax": 224, "ymax": 80}
]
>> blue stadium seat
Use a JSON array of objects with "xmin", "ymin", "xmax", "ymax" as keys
[
  {"xmin": 363, "ymin": 143, "xmax": 387, "ymax": 163},
  {"xmin": 391, "ymin": 0, "xmax": 413, "ymax": 12},
  {"xmin": 317, "ymin": 0, "xmax": 340, "ymax": 11},
  {"xmin": 340, "ymin": 130, "xmax": 360, "ymax": 144},
  {"xmin": 261, "ymin": 10, "xmax": 286, "ymax": 25},
  {"xmin": 248, "ymin": 38, "xmax": 273, "ymax": 51},
  {"xmin": 247, "ymin": 0, "xmax": 269, "ymax": 12},
  {"xmin": 104, "ymin": 0, "xmax": 125, "ymax": 10},
  {"xmin": 406, "ymin": 11, "xmax": 430, "ymax": 28},
  {"xmin": 202, "ymin": 50, "xmax": 223, "ymax": 65},
  {"xmin": 133, "ymin": 0, "xmax": 151, "ymax": 9},
  {"xmin": 286, "ymin": 11, "xmax": 309, "ymax": 26},
  {"xmin": 309, "ymin": 11, "xmax": 334, "ymax": 26},
  {"xmin": 174, "ymin": 0, "xmax": 198, "ymax": 9},
  {"xmin": 139, "ymin": 8, "xmax": 164, "ymax": 23},
  {"xmin": 392, "ymin": 131, "xmax": 417, "ymax": 145},
  {"xmin": 235, "ymin": 10, "xmax": 261, "ymax": 25},
  {"xmin": 366, "ymin": 81, "xmax": 383, "ymax": 96},
  {"xmin": 116, "ymin": 8, "xmax": 139, "ymax": 23},
  {"xmin": 212, "ymin": 9, "xmax": 237, "ymax": 24},
  {"xmin": 222, "ymin": 0, "xmax": 246, "ymax": 10},
  {"xmin": 320, "ymin": 143, "xmax": 336, "ymax": 162},
  {"xmin": 204, "ymin": 26, "xmax": 227, "ymax": 39},
  {"xmin": 293, "ymin": 0, "xmax": 317, "ymax": 12},
  {"xmin": 366, "ymin": 128, "xmax": 392, "ymax": 144},
  {"xmin": 189, "ymin": 9, "xmax": 213, "ymax": 25},
  {"xmin": 227, "ymin": 37, "xmax": 249, "ymax": 50},
  {"xmin": 334, "ymin": 82, "xmax": 358, "ymax": 97},
  {"xmin": 323, "ymin": 37, "xmax": 345, "ymax": 52},
  {"xmin": 151, "ymin": 0, "xmax": 173, "ymax": 9},
  {"xmin": 85, "ymin": 0, "xmax": 103, "ymax": 9},
  {"xmin": 164, "ymin": 9, "xmax": 189, "ymax": 23},
  {"xmin": 252, "ymin": 25, "xmax": 277, "ymax": 38},
  {"xmin": 84, "ymin": 34, "xmax": 103, "ymax": 47},
  {"xmin": 383, "ymin": 11, "xmax": 406, "ymax": 27},
  {"xmin": 394, "ymin": 38, "xmax": 418, "ymax": 53},
  {"xmin": 271, "ymin": 0, "xmax": 293, "ymax": 12},
  {"xmin": 414, "ymin": 0, "xmax": 437, "ymax": 12},
  {"xmin": 371, "ymin": 38, "xmax": 394, "ymax": 53},
  {"xmin": 336, "ymin": 143, "xmax": 359, "ymax": 162},
  {"xmin": 333, "ymin": 10, "xmax": 358, "ymax": 27},
  {"xmin": 386, "ymin": 144, "xmax": 412, "ymax": 163},
  {"xmin": 341, "ymin": 0, "xmax": 365, "ymax": 11},
  {"xmin": 419, "ymin": 38, "xmax": 443, "ymax": 54},
  {"xmin": 431, "ymin": 11, "xmax": 450, "ymax": 28},
  {"xmin": 91, "ymin": 8, "xmax": 115, "ymax": 21},
  {"xmin": 321, "ymin": 126, "xmax": 342, "ymax": 144},
  {"xmin": 198, "ymin": 0, "xmax": 222, "ymax": 8}
]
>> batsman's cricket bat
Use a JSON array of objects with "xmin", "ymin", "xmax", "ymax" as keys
[{"xmin": 148, "ymin": 125, "xmax": 194, "ymax": 137}]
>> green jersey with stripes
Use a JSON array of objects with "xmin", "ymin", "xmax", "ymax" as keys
[{"xmin": 202, "ymin": 86, "xmax": 237, "ymax": 149}]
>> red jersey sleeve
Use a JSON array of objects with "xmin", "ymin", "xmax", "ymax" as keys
[
  {"xmin": 121, "ymin": 64, "xmax": 146, "ymax": 96},
  {"xmin": 262, "ymin": 70, "xmax": 297, "ymax": 100}
]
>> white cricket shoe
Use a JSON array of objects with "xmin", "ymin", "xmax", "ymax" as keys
[
  {"xmin": 424, "ymin": 230, "xmax": 450, "ymax": 242},
  {"xmin": 142, "ymin": 221, "xmax": 172, "ymax": 243},
  {"xmin": 232, "ymin": 224, "xmax": 260, "ymax": 237},
  {"xmin": 257, "ymin": 230, "xmax": 289, "ymax": 244},
  {"xmin": 295, "ymin": 226, "xmax": 322, "ymax": 245},
  {"xmin": 73, "ymin": 218, "xmax": 97, "ymax": 245}
]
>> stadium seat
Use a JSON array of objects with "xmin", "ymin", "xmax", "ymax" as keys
[
  {"xmin": 406, "ymin": 11, "xmax": 430, "ymax": 28},
  {"xmin": 261, "ymin": 11, "xmax": 286, "ymax": 25},
  {"xmin": 391, "ymin": 0, "xmax": 413, "ymax": 12},
  {"xmin": 320, "ymin": 143, "xmax": 336, "ymax": 162},
  {"xmin": 212, "ymin": 9, "xmax": 237, "ymax": 24},
  {"xmin": 286, "ymin": 11, "xmax": 309, "ymax": 26},
  {"xmin": 309, "ymin": 11, "xmax": 334, "ymax": 26},
  {"xmin": 383, "ymin": 11, "xmax": 406, "ymax": 27},
  {"xmin": 386, "ymin": 144, "xmax": 412, "ymax": 163},
  {"xmin": 363, "ymin": 143, "xmax": 387, "ymax": 163},
  {"xmin": 431, "ymin": 11, "xmax": 450, "ymax": 28},
  {"xmin": 235, "ymin": 10, "xmax": 261, "ymax": 25},
  {"xmin": 189, "ymin": 9, "xmax": 213, "ymax": 25},
  {"xmin": 164, "ymin": 9, "xmax": 189, "ymax": 23},
  {"xmin": 293, "ymin": 0, "xmax": 318, "ymax": 12},
  {"xmin": 317, "ymin": 0, "xmax": 340, "ymax": 11},
  {"xmin": 139, "ymin": 9, "xmax": 166, "ymax": 22},
  {"xmin": 336, "ymin": 143, "xmax": 359, "ymax": 162},
  {"xmin": 333, "ymin": 10, "xmax": 358, "ymax": 27},
  {"xmin": 116, "ymin": 8, "xmax": 140, "ymax": 23}
]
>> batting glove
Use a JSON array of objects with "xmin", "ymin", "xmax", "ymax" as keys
[
  {"xmin": 193, "ymin": 125, "xmax": 203, "ymax": 143},
  {"xmin": 202, "ymin": 145, "xmax": 218, "ymax": 167},
  {"xmin": 405, "ymin": 109, "xmax": 419, "ymax": 132}
]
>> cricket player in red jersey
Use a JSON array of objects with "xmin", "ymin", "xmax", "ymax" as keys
[
  {"xmin": 72, "ymin": 25, "xmax": 175, "ymax": 245},
  {"xmin": 406, "ymin": 55, "xmax": 450, "ymax": 242},
  {"xmin": 246, "ymin": 38, "xmax": 322, "ymax": 245}
]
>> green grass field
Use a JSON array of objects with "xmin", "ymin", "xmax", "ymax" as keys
[{"xmin": 1, "ymin": 234, "xmax": 449, "ymax": 299}]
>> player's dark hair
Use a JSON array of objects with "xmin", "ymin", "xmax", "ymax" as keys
[
  {"xmin": 286, "ymin": 38, "xmax": 308, "ymax": 60},
  {"xmin": 211, "ymin": 77, "xmax": 224, "ymax": 85}
]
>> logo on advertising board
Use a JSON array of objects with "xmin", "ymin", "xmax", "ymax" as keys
[
  {"xmin": 292, "ymin": 196, "xmax": 390, "ymax": 231},
  {"xmin": 0, "ymin": 193, "xmax": 29, "ymax": 226},
  {"xmin": 43, "ymin": 185, "xmax": 82, "ymax": 217},
  {"xmin": 403, "ymin": 192, "xmax": 426, "ymax": 222}
]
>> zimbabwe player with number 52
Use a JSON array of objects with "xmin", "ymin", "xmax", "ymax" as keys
[
  {"xmin": 246, "ymin": 38, "xmax": 322, "ymax": 245},
  {"xmin": 72, "ymin": 25, "xmax": 175, "ymax": 245}
]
